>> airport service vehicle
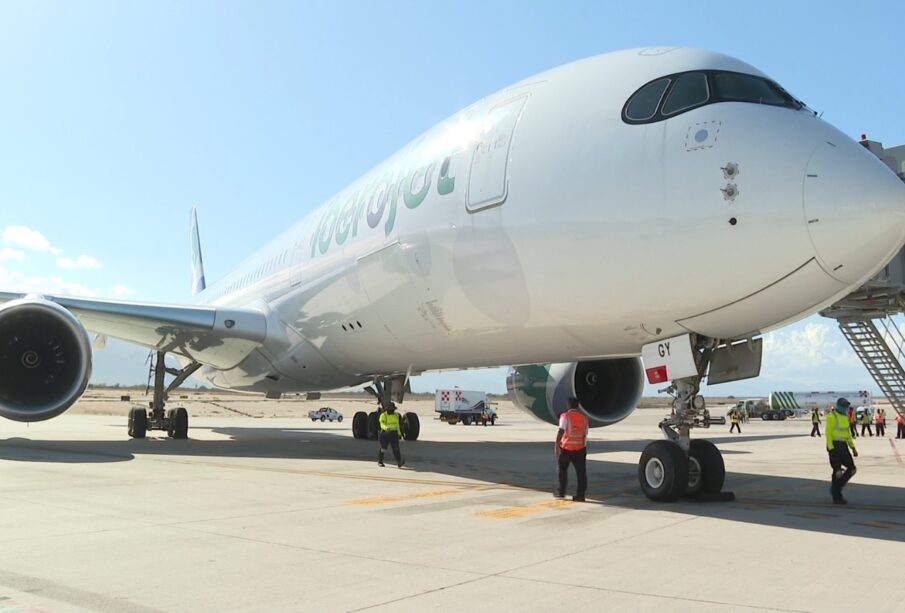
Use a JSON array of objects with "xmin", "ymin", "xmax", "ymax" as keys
[
  {"xmin": 1, "ymin": 47, "xmax": 904, "ymax": 502},
  {"xmin": 730, "ymin": 398, "xmax": 788, "ymax": 421},
  {"xmin": 308, "ymin": 407, "xmax": 343, "ymax": 423},
  {"xmin": 768, "ymin": 390, "xmax": 871, "ymax": 417},
  {"xmin": 435, "ymin": 389, "xmax": 496, "ymax": 425}
]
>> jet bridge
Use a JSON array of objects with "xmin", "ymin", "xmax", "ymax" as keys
[{"xmin": 820, "ymin": 137, "xmax": 905, "ymax": 420}]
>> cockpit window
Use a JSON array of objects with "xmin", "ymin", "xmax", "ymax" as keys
[
  {"xmin": 661, "ymin": 73, "xmax": 709, "ymax": 116},
  {"xmin": 622, "ymin": 70, "xmax": 804, "ymax": 124},
  {"xmin": 712, "ymin": 72, "xmax": 789, "ymax": 106},
  {"xmin": 624, "ymin": 78, "xmax": 670, "ymax": 121}
]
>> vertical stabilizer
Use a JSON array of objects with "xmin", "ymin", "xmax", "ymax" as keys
[{"xmin": 190, "ymin": 207, "xmax": 206, "ymax": 296}]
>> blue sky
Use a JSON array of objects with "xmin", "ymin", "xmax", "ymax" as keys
[{"xmin": 1, "ymin": 1, "xmax": 904, "ymax": 395}]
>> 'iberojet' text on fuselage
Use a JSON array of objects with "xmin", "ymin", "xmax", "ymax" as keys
[{"xmin": 310, "ymin": 152, "xmax": 457, "ymax": 258}]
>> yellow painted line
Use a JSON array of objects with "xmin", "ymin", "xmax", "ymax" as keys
[
  {"xmin": 345, "ymin": 489, "xmax": 464, "ymax": 506},
  {"xmin": 475, "ymin": 499, "xmax": 574, "ymax": 519},
  {"xmin": 789, "ymin": 512, "xmax": 833, "ymax": 519}
]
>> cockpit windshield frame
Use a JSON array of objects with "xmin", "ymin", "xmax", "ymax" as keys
[{"xmin": 622, "ymin": 70, "xmax": 804, "ymax": 125}]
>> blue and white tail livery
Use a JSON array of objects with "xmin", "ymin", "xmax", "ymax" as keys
[{"xmin": 190, "ymin": 207, "xmax": 206, "ymax": 296}]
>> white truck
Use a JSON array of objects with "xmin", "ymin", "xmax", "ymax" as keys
[{"xmin": 434, "ymin": 389, "xmax": 497, "ymax": 426}]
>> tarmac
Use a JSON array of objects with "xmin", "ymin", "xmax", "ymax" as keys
[{"xmin": 0, "ymin": 395, "xmax": 903, "ymax": 612}]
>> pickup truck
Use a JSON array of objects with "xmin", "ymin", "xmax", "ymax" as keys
[{"xmin": 308, "ymin": 407, "xmax": 344, "ymax": 422}]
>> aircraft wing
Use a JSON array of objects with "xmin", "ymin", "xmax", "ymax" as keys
[{"xmin": 0, "ymin": 291, "xmax": 267, "ymax": 369}]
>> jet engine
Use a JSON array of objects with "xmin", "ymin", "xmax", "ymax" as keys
[
  {"xmin": 507, "ymin": 358, "xmax": 644, "ymax": 427},
  {"xmin": 0, "ymin": 297, "xmax": 92, "ymax": 422}
]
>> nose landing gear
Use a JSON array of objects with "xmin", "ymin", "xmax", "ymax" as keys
[{"xmin": 638, "ymin": 335, "xmax": 734, "ymax": 502}]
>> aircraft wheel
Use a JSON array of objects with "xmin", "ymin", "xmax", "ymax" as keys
[
  {"xmin": 166, "ymin": 408, "xmax": 176, "ymax": 437},
  {"xmin": 402, "ymin": 412, "xmax": 420, "ymax": 441},
  {"xmin": 128, "ymin": 407, "xmax": 147, "ymax": 439},
  {"xmin": 173, "ymin": 407, "xmax": 189, "ymax": 439},
  {"xmin": 367, "ymin": 411, "xmax": 380, "ymax": 440},
  {"xmin": 352, "ymin": 411, "xmax": 368, "ymax": 439},
  {"xmin": 638, "ymin": 440, "xmax": 687, "ymax": 502},
  {"xmin": 687, "ymin": 439, "xmax": 725, "ymax": 496}
]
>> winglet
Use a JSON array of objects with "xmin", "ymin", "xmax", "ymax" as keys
[{"xmin": 190, "ymin": 207, "xmax": 206, "ymax": 296}]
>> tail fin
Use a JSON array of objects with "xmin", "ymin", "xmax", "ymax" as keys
[{"xmin": 190, "ymin": 207, "xmax": 206, "ymax": 296}]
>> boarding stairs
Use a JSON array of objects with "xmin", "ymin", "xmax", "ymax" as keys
[
  {"xmin": 835, "ymin": 319, "xmax": 905, "ymax": 419},
  {"xmin": 820, "ymin": 137, "xmax": 905, "ymax": 421}
]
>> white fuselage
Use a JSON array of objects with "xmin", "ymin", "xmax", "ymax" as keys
[{"xmin": 190, "ymin": 47, "xmax": 905, "ymax": 394}]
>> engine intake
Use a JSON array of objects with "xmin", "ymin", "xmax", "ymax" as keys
[
  {"xmin": 507, "ymin": 358, "xmax": 643, "ymax": 427},
  {"xmin": 0, "ymin": 297, "xmax": 92, "ymax": 422}
]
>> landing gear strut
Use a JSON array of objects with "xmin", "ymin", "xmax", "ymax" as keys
[
  {"xmin": 638, "ymin": 336, "xmax": 732, "ymax": 502},
  {"xmin": 128, "ymin": 351, "xmax": 201, "ymax": 440},
  {"xmin": 351, "ymin": 375, "xmax": 420, "ymax": 441}
]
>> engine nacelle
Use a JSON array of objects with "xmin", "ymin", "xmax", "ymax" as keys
[
  {"xmin": 507, "ymin": 358, "xmax": 644, "ymax": 427},
  {"xmin": 0, "ymin": 297, "xmax": 92, "ymax": 422}
]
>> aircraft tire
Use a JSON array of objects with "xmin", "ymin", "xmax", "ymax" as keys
[
  {"xmin": 638, "ymin": 440, "xmax": 687, "ymax": 502},
  {"xmin": 687, "ymin": 439, "xmax": 724, "ymax": 496},
  {"xmin": 402, "ymin": 412, "xmax": 420, "ymax": 441},
  {"xmin": 173, "ymin": 407, "xmax": 189, "ymax": 439},
  {"xmin": 128, "ymin": 407, "xmax": 147, "ymax": 439},
  {"xmin": 352, "ymin": 411, "xmax": 368, "ymax": 439},
  {"xmin": 367, "ymin": 412, "xmax": 380, "ymax": 440},
  {"xmin": 166, "ymin": 408, "xmax": 176, "ymax": 437}
]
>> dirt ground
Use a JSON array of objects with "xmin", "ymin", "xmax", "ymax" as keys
[{"xmin": 71, "ymin": 388, "xmax": 756, "ymax": 420}]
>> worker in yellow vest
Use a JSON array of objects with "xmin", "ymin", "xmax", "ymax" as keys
[
  {"xmin": 729, "ymin": 409, "xmax": 741, "ymax": 434},
  {"xmin": 555, "ymin": 397, "xmax": 590, "ymax": 502},
  {"xmin": 377, "ymin": 403, "xmax": 405, "ymax": 468},
  {"xmin": 810, "ymin": 408, "xmax": 821, "ymax": 437},
  {"xmin": 826, "ymin": 398, "xmax": 858, "ymax": 505}
]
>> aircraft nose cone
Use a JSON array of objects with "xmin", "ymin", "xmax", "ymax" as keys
[{"xmin": 804, "ymin": 141, "xmax": 905, "ymax": 284}]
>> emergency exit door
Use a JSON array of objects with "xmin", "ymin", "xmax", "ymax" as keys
[{"xmin": 466, "ymin": 96, "xmax": 528, "ymax": 212}]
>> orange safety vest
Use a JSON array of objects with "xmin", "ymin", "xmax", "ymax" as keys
[
  {"xmin": 559, "ymin": 410, "xmax": 588, "ymax": 451},
  {"xmin": 898, "ymin": 414, "xmax": 904, "ymax": 425},
  {"xmin": 875, "ymin": 410, "xmax": 883, "ymax": 424}
]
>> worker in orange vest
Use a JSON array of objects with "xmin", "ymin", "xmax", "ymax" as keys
[
  {"xmin": 555, "ymin": 397, "xmax": 590, "ymax": 502},
  {"xmin": 874, "ymin": 408, "xmax": 885, "ymax": 437},
  {"xmin": 896, "ymin": 413, "xmax": 905, "ymax": 439}
]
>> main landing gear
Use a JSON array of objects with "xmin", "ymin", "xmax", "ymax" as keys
[
  {"xmin": 351, "ymin": 375, "xmax": 420, "ymax": 442},
  {"xmin": 638, "ymin": 337, "xmax": 733, "ymax": 502},
  {"xmin": 128, "ymin": 351, "xmax": 201, "ymax": 440}
]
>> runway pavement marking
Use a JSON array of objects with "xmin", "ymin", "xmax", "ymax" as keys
[
  {"xmin": 789, "ymin": 511, "xmax": 834, "ymax": 520},
  {"xmin": 889, "ymin": 437, "xmax": 903, "ymax": 464},
  {"xmin": 474, "ymin": 499, "xmax": 574, "ymax": 519},
  {"xmin": 853, "ymin": 520, "xmax": 905, "ymax": 530},
  {"xmin": 345, "ymin": 489, "xmax": 464, "ymax": 505}
]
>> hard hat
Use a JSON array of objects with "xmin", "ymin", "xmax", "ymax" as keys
[{"xmin": 836, "ymin": 397, "xmax": 851, "ymax": 410}]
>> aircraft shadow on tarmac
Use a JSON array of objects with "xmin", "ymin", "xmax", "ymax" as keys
[{"xmin": 1, "ymin": 426, "xmax": 903, "ymax": 543}]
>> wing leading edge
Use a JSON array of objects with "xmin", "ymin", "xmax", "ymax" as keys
[{"xmin": 0, "ymin": 291, "xmax": 266, "ymax": 370}]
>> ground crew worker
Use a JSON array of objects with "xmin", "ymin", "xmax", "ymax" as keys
[
  {"xmin": 847, "ymin": 406, "xmax": 858, "ymax": 438},
  {"xmin": 377, "ymin": 403, "xmax": 405, "ymax": 468},
  {"xmin": 729, "ymin": 409, "xmax": 741, "ymax": 434},
  {"xmin": 826, "ymin": 397, "xmax": 858, "ymax": 505},
  {"xmin": 875, "ymin": 408, "xmax": 885, "ymax": 437},
  {"xmin": 860, "ymin": 408, "xmax": 873, "ymax": 437},
  {"xmin": 897, "ymin": 412, "xmax": 904, "ymax": 439},
  {"xmin": 555, "ymin": 397, "xmax": 589, "ymax": 502},
  {"xmin": 810, "ymin": 408, "xmax": 821, "ymax": 437}
]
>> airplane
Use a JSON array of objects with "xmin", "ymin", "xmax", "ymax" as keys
[{"xmin": 1, "ymin": 47, "xmax": 904, "ymax": 503}]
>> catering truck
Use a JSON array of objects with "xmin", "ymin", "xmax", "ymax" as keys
[{"xmin": 434, "ymin": 389, "xmax": 496, "ymax": 425}]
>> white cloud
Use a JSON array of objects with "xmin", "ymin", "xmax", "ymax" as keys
[
  {"xmin": 57, "ymin": 255, "xmax": 102, "ymax": 269},
  {"xmin": 112, "ymin": 284, "xmax": 137, "ymax": 297},
  {"xmin": 0, "ymin": 248, "xmax": 25, "ymax": 263},
  {"xmin": 3, "ymin": 225, "xmax": 55, "ymax": 252},
  {"xmin": 0, "ymin": 266, "xmax": 98, "ymax": 297}
]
